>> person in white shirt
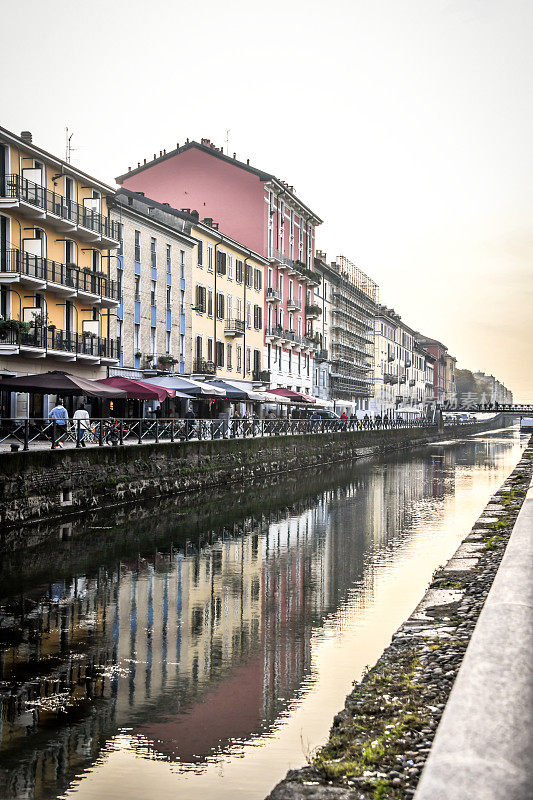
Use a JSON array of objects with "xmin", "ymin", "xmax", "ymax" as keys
[{"xmin": 73, "ymin": 404, "xmax": 91, "ymax": 447}]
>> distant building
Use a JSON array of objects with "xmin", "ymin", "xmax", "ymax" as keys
[
  {"xmin": 444, "ymin": 354, "xmax": 457, "ymax": 406},
  {"xmin": 314, "ymin": 252, "xmax": 378, "ymax": 415},
  {"xmin": 415, "ymin": 335, "xmax": 448, "ymax": 406},
  {"xmin": 473, "ymin": 371, "xmax": 513, "ymax": 405},
  {"xmin": 0, "ymin": 125, "xmax": 120, "ymax": 417},
  {"xmin": 370, "ymin": 306, "xmax": 435, "ymax": 418},
  {"xmin": 116, "ymin": 139, "xmax": 323, "ymax": 394}
]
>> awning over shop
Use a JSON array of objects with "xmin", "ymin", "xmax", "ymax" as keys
[
  {"xmin": 266, "ymin": 388, "xmax": 316, "ymax": 403},
  {"xmin": 100, "ymin": 376, "xmax": 177, "ymax": 402},
  {"xmin": 205, "ymin": 380, "xmax": 250, "ymax": 401},
  {"xmin": 0, "ymin": 370, "xmax": 126, "ymax": 398},
  {"xmin": 142, "ymin": 375, "xmax": 226, "ymax": 397}
]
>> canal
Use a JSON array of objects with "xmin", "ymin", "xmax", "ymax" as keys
[{"xmin": 0, "ymin": 425, "xmax": 525, "ymax": 800}]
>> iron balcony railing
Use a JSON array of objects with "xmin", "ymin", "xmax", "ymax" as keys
[
  {"xmin": 0, "ymin": 248, "xmax": 119, "ymax": 301},
  {"xmin": 0, "ymin": 324, "xmax": 120, "ymax": 360},
  {"xmin": 224, "ymin": 318, "xmax": 245, "ymax": 335},
  {"xmin": 1, "ymin": 174, "xmax": 120, "ymax": 241},
  {"xmin": 266, "ymin": 287, "xmax": 282, "ymax": 302},
  {"xmin": 193, "ymin": 359, "xmax": 216, "ymax": 374},
  {"xmin": 315, "ymin": 349, "xmax": 328, "ymax": 362}
]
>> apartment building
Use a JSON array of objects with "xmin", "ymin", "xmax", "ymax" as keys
[
  {"xmin": 0, "ymin": 126, "xmax": 120, "ymax": 416},
  {"xmin": 113, "ymin": 190, "xmax": 267, "ymax": 385},
  {"xmin": 115, "ymin": 138, "xmax": 323, "ymax": 393},
  {"xmin": 472, "ymin": 371, "xmax": 513, "ymax": 405},
  {"xmin": 370, "ymin": 305, "xmax": 435, "ymax": 418},
  {"xmin": 314, "ymin": 252, "xmax": 378, "ymax": 415},
  {"xmin": 415, "ymin": 334, "xmax": 448, "ymax": 405},
  {"xmin": 311, "ymin": 253, "xmax": 332, "ymax": 403},
  {"xmin": 109, "ymin": 191, "xmax": 195, "ymax": 374},
  {"xmin": 444, "ymin": 353, "xmax": 457, "ymax": 405}
]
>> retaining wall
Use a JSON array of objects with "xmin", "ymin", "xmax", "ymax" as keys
[{"xmin": 0, "ymin": 420, "xmax": 503, "ymax": 528}]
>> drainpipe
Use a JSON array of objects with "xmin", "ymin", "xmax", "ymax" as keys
[
  {"xmin": 243, "ymin": 253, "xmax": 254, "ymax": 381},
  {"xmin": 212, "ymin": 231, "xmax": 223, "ymax": 376}
]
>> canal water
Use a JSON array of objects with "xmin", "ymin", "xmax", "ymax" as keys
[{"xmin": 0, "ymin": 426, "xmax": 525, "ymax": 800}]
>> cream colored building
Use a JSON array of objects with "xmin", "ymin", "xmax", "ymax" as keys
[{"xmin": 0, "ymin": 126, "xmax": 120, "ymax": 416}]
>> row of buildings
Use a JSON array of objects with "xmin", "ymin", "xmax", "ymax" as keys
[{"xmin": 0, "ymin": 125, "xmax": 512, "ymax": 417}]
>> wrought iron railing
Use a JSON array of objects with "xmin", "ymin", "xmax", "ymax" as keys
[
  {"xmin": 0, "ymin": 248, "xmax": 119, "ymax": 301},
  {"xmin": 1, "ymin": 174, "xmax": 120, "ymax": 241},
  {"xmin": 0, "ymin": 324, "xmax": 120, "ymax": 359}
]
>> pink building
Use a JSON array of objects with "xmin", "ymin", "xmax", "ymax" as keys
[
  {"xmin": 416, "ymin": 335, "xmax": 447, "ymax": 405},
  {"xmin": 116, "ymin": 140, "xmax": 323, "ymax": 393}
]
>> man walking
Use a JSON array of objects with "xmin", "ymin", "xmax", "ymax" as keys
[
  {"xmin": 73, "ymin": 404, "xmax": 90, "ymax": 447},
  {"xmin": 49, "ymin": 399, "xmax": 68, "ymax": 448}
]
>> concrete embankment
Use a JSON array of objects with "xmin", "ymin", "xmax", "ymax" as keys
[
  {"xmin": 266, "ymin": 435, "xmax": 532, "ymax": 800},
  {"xmin": 0, "ymin": 420, "xmax": 501, "ymax": 528}
]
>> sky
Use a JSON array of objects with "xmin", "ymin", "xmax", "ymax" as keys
[{"xmin": 1, "ymin": 0, "xmax": 532, "ymax": 400}]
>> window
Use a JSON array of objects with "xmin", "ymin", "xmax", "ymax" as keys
[
  {"xmin": 92, "ymin": 249, "xmax": 101, "ymax": 271},
  {"xmin": 207, "ymin": 245, "xmax": 214, "ymax": 272},
  {"xmin": 196, "ymin": 335, "xmax": 203, "ymax": 360},
  {"xmin": 150, "ymin": 237, "xmax": 156, "ymax": 267},
  {"xmin": 254, "ymin": 268, "xmax": 262, "ymax": 291},
  {"xmin": 165, "ymin": 330, "xmax": 171, "ymax": 354},
  {"xmin": 253, "ymin": 349, "xmax": 261, "ymax": 375},
  {"xmin": 236, "ymin": 297, "xmax": 243, "ymax": 322},
  {"xmin": 279, "ymin": 308, "xmax": 283, "ymax": 328},
  {"xmin": 180, "ymin": 289, "xmax": 185, "ymax": 315},
  {"xmin": 216, "ymin": 251, "xmax": 226, "ymax": 275},
  {"xmin": 253, "ymin": 304, "xmax": 262, "ymax": 330},
  {"xmin": 245, "ymin": 346, "xmax": 251, "ymax": 374},
  {"xmin": 216, "ymin": 293, "xmax": 225, "ymax": 320},
  {"xmin": 245, "ymin": 263, "xmax": 252, "ymax": 288},
  {"xmin": 289, "ymin": 279, "xmax": 293, "ymax": 302},
  {"xmin": 151, "ymin": 280, "xmax": 156, "ymax": 306},
  {"xmin": 236, "ymin": 344, "xmax": 242, "ymax": 372},
  {"xmin": 180, "ymin": 250, "xmax": 185, "ymax": 277},
  {"xmin": 227, "ymin": 343, "xmax": 232, "ymax": 369},
  {"xmin": 197, "ymin": 240, "xmax": 203, "ymax": 267},
  {"xmin": 166, "ymin": 286, "xmax": 171, "ymax": 308},
  {"xmin": 267, "ymin": 343, "xmax": 271, "ymax": 368},
  {"xmin": 180, "ymin": 334, "xmax": 184, "ymax": 359},
  {"xmin": 134, "ymin": 275, "xmax": 140, "ymax": 302},
  {"xmin": 134, "ymin": 324, "xmax": 140, "ymax": 352},
  {"xmin": 227, "ymin": 295, "xmax": 233, "ymax": 321},
  {"xmin": 227, "ymin": 254, "xmax": 233, "ymax": 280},
  {"xmin": 288, "ymin": 349, "xmax": 292, "ymax": 373},
  {"xmin": 215, "ymin": 341, "xmax": 224, "ymax": 367},
  {"xmin": 236, "ymin": 259, "xmax": 243, "ymax": 283},
  {"xmin": 150, "ymin": 327, "xmax": 156, "ymax": 355},
  {"xmin": 117, "ymin": 271, "xmax": 123, "ymax": 299},
  {"xmin": 268, "ymin": 267, "xmax": 273, "ymax": 288},
  {"xmin": 207, "ymin": 288, "xmax": 213, "ymax": 317},
  {"xmin": 134, "ymin": 230, "xmax": 141, "ymax": 262},
  {"xmin": 117, "ymin": 223, "xmax": 124, "ymax": 255},
  {"xmin": 207, "ymin": 338, "xmax": 213, "ymax": 362},
  {"xmin": 288, "ymin": 312, "xmax": 293, "ymax": 331},
  {"xmin": 166, "ymin": 244, "xmax": 171, "ymax": 272},
  {"xmin": 279, "ymin": 274, "xmax": 283, "ymax": 296},
  {"xmin": 298, "ymin": 284, "xmax": 302, "ymax": 304},
  {"xmin": 298, "ymin": 317, "xmax": 302, "ymax": 336},
  {"xmin": 246, "ymin": 301, "xmax": 252, "ymax": 329},
  {"xmin": 195, "ymin": 285, "xmax": 206, "ymax": 313},
  {"xmin": 298, "ymin": 352, "xmax": 301, "ymax": 374}
]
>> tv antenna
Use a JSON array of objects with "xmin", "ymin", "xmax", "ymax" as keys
[
  {"xmin": 65, "ymin": 127, "xmax": 77, "ymax": 163},
  {"xmin": 225, "ymin": 129, "xmax": 230, "ymax": 155}
]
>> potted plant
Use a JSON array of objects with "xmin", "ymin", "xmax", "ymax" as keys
[{"xmin": 134, "ymin": 351, "xmax": 142, "ymax": 359}]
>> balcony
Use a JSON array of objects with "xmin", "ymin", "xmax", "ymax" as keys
[
  {"xmin": 0, "ymin": 323, "xmax": 120, "ymax": 364},
  {"xmin": 252, "ymin": 369, "xmax": 270, "ymax": 383},
  {"xmin": 0, "ymin": 248, "xmax": 119, "ymax": 306},
  {"xmin": 383, "ymin": 372, "xmax": 396, "ymax": 384},
  {"xmin": 193, "ymin": 359, "xmax": 216, "ymax": 375},
  {"xmin": 266, "ymin": 287, "xmax": 281, "ymax": 302},
  {"xmin": 286, "ymin": 296, "xmax": 302, "ymax": 312},
  {"xmin": 315, "ymin": 349, "xmax": 328, "ymax": 362},
  {"xmin": 0, "ymin": 175, "xmax": 120, "ymax": 246},
  {"xmin": 270, "ymin": 249, "xmax": 292, "ymax": 270},
  {"xmin": 224, "ymin": 318, "xmax": 245, "ymax": 337},
  {"xmin": 305, "ymin": 303, "xmax": 321, "ymax": 320}
]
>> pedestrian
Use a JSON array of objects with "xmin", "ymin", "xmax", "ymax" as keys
[
  {"xmin": 340, "ymin": 411, "xmax": 348, "ymax": 421},
  {"xmin": 49, "ymin": 399, "xmax": 68, "ymax": 448},
  {"xmin": 184, "ymin": 405, "xmax": 196, "ymax": 438},
  {"xmin": 363, "ymin": 413, "xmax": 369, "ymax": 429},
  {"xmin": 73, "ymin": 403, "xmax": 90, "ymax": 447}
]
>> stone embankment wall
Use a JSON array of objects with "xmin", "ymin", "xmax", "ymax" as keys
[{"xmin": 0, "ymin": 420, "xmax": 502, "ymax": 528}]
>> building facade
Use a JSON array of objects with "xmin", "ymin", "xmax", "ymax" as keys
[
  {"xmin": 370, "ymin": 305, "xmax": 436, "ymax": 418},
  {"xmin": 444, "ymin": 354, "xmax": 457, "ymax": 406},
  {"xmin": 0, "ymin": 126, "xmax": 120, "ymax": 417},
  {"xmin": 314, "ymin": 252, "xmax": 378, "ymax": 415},
  {"xmin": 115, "ymin": 139, "xmax": 323, "ymax": 393},
  {"xmin": 110, "ymin": 191, "xmax": 195, "ymax": 374},
  {"xmin": 472, "ymin": 372, "xmax": 513, "ymax": 405},
  {"xmin": 415, "ymin": 335, "xmax": 448, "ymax": 406}
]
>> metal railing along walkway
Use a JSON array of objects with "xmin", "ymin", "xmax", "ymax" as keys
[{"xmin": 0, "ymin": 416, "xmax": 478, "ymax": 453}]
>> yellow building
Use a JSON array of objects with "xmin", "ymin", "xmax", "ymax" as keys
[
  {"xmin": 0, "ymin": 126, "xmax": 120, "ymax": 416},
  {"xmin": 190, "ymin": 220, "xmax": 268, "ymax": 385}
]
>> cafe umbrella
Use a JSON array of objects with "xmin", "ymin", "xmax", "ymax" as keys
[{"xmin": 0, "ymin": 370, "xmax": 127, "ymax": 398}]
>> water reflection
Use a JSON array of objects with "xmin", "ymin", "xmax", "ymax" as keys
[{"xmin": 0, "ymin": 429, "xmax": 523, "ymax": 800}]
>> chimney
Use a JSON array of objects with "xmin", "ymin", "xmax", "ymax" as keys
[
  {"xmin": 176, "ymin": 142, "xmax": 180, "ymax": 149},
  {"xmin": 202, "ymin": 217, "xmax": 213, "ymax": 227},
  {"xmin": 160, "ymin": 150, "xmax": 162, "ymax": 157},
  {"xmin": 20, "ymin": 131, "xmax": 32, "ymax": 144},
  {"xmin": 135, "ymin": 191, "xmax": 145, "ymax": 197},
  {"xmin": 246, "ymin": 158, "xmax": 250, "ymax": 165},
  {"xmin": 181, "ymin": 207, "xmax": 191, "ymax": 214},
  {"xmin": 201, "ymin": 138, "xmax": 211, "ymax": 146},
  {"xmin": 233, "ymin": 152, "xmax": 236, "ymax": 159},
  {"xmin": 163, "ymin": 148, "xmax": 166, "ymax": 154},
  {"xmin": 144, "ymin": 158, "xmax": 146, "ymax": 164},
  {"xmin": 137, "ymin": 162, "xmax": 140, "ymax": 167},
  {"xmin": 128, "ymin": 166, "xmax": 131, "ymax": 171},
  {"xmin": 153, "ymin": 154, "xmax": 156, "ymax": 160},
  {"xmin": 186, "ymin": 137, "xmax": 189, "ymax": 143},
  {"xmin": 190, "ymin": 210, "xmax": 199, "ymax": 221}
]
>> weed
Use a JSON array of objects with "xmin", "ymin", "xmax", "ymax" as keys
[{"xmin": 485, "ymin": 535, "xmax": 504, "ymax": 550}]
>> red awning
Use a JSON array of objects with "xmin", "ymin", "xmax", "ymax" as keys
[
  {"xmin": 100, "ymin": 376, "xmax": 176, "ymax": 401},
  {"xmin": 266, "ymin": 388, "xmax": 316, "ymax": 403}
]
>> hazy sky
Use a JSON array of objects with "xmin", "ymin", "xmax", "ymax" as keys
[{"xmin": 2, "ymin": 0, "xmax": 532, "ymax": 399}]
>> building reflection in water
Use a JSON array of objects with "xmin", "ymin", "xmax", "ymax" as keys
[{"xmin": 0, "ymin": 436, "xmax": 515, "ymax": 800}]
